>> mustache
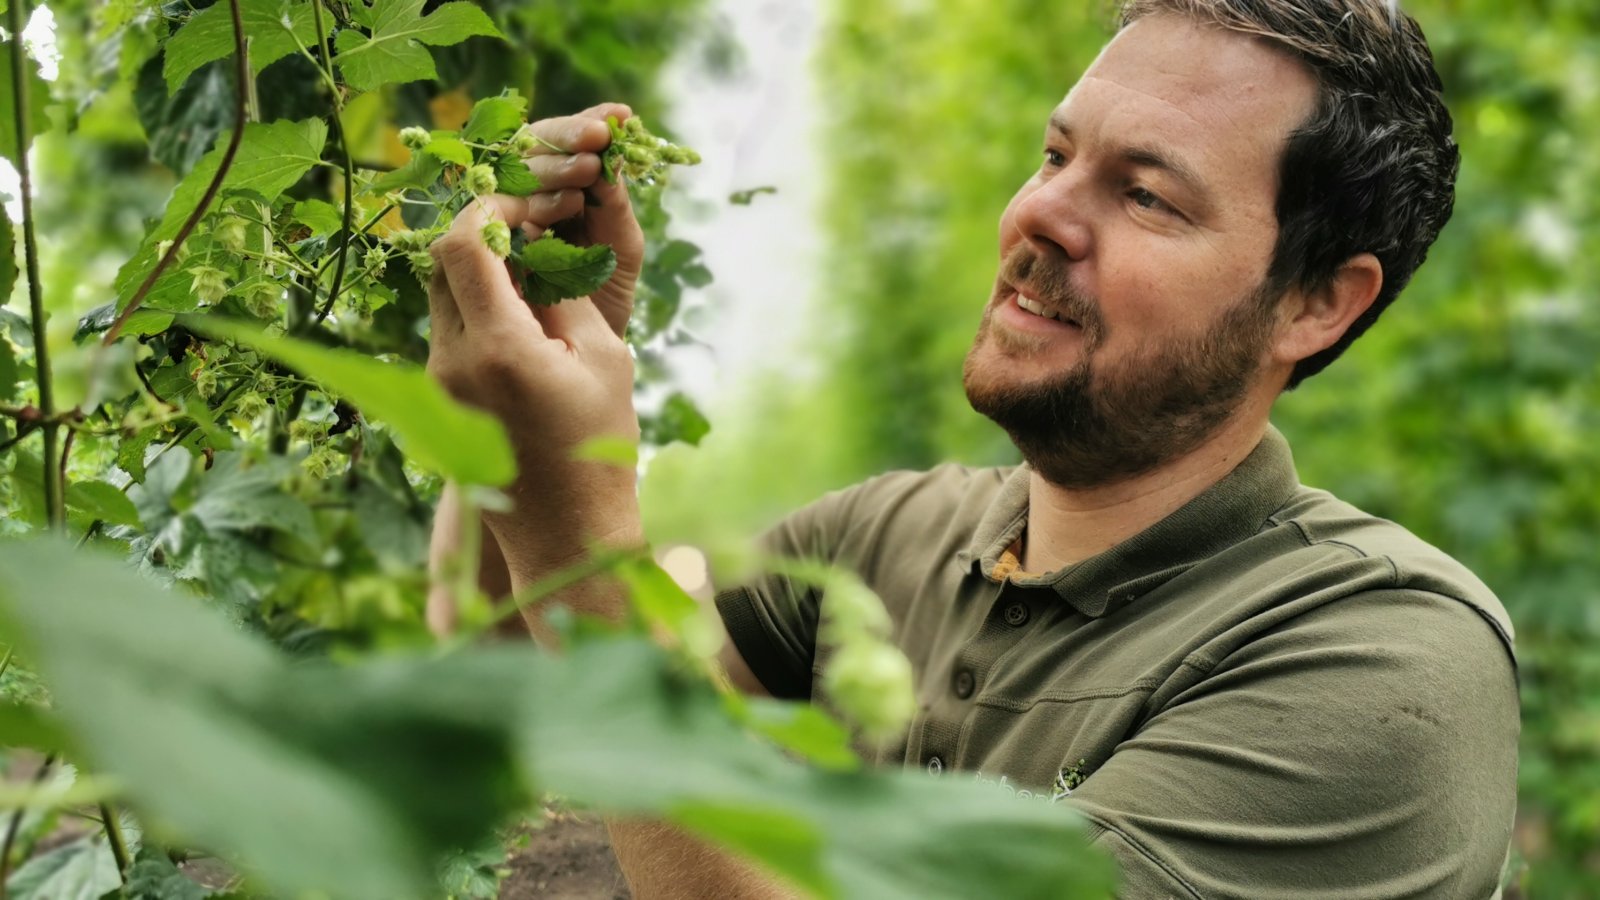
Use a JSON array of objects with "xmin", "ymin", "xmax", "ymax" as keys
[{"xmin": 999, "ymin": 245, "xmax": 1098, "ymax": 328}]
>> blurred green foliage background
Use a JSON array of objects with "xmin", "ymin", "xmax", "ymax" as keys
[{"xmin": 643, "ymin": 0, "xmax": 1600, "ymax": 895}]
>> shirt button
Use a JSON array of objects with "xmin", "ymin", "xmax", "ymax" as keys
[
  {"xmin": 1003, "ymin": 602, "xmax": 1030, "ymax": 627},
  {"xmin": 953, "ymin": 668, "xmax": 976, "ymax": 699},
  {"xmin": 927, "ymin": 755, "xmax": 944, "ymax": 775}
]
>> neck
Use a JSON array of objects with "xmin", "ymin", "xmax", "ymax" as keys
[{"xmin": 1021, "ymin": 412, "xmax": 1270, "ymax": 574}]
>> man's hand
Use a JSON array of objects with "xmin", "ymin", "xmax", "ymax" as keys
[{"xmin": 425, "ymin": 102, "xmax": 644, "ymax": 579}]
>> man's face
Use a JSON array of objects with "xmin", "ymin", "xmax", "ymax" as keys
[{"xmin": 963, "ymin": 14, "xmax": 1319, "ymax": 489}]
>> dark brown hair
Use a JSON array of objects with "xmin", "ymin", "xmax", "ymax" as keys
[{"xmin": 1120, "ymin": 0, "xmax": 1460, "ymax": 388}]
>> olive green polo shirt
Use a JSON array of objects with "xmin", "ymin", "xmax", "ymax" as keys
[{"xmin": 716, "ymin": 427, "xmax": 1519, "ymax": 899}]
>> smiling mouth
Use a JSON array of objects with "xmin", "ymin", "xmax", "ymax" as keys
[{"xmin": 1004, "ymin": 286, "xmax": 1081, "ymax": 328}]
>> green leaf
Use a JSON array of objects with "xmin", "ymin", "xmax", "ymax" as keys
[
  {"xmin": 0, "ymin": 213, "xmax": 15, "ymax": 308},
  {"xmin": 189, "ymin": 453, "xmax": 314, "ymax": 536},
  {"xmin": 0, "ymin": 538, "xmax": 516, "ymax": 900},
  {"xmin": 292, "ymin": 198, "xmax": 345, "ymax": 237},
  {"xmin": 671, "ymin": 803, "xmax": 828, "ymax": 898},
  {"xmin": 4, "ymin": 833, "xmax": 121, "ymax": 900},
  {"xmin": 366, "ymin": 151, "xmax": 444, "ymax": 194},
  {"xmin": 571, "ymin": 435, "xmax": 638, "ymax": 468},
  {"xmin": 423, "ymin": 134, "xmax": 473, "ymax": 167},
  {"xmin": 163, "ymin": 0, "xmax": 321, "ymax": 95},
  {"xmin": 0, "ymin": 336, "xmax": 16, "ymax": 403},
  {"xmin": 67, "ymin": 480, "xmax": 142, "ymax": 528},
  {"xmin": 461, "ymin": 93, "xmax": 527, "ymax": 144},
  {"xmin": 489, "ymin": 151, "xmax": 539, "ymax": 197},
  {"xmin": 643, "ymin": 391, "xmax": 711, "ymax": 447},
  {"xmin": 125, "ymin": 849, "xmax": 212, "ymax": 900},
  {"xmin": 154, "ymin": 119, "xmax": 328, "ymax": 243},
  {"xmin": 0, "ymin": 44, "xmax": 50, "ymax": 169},
  {"xmin": 735, "ymin": 699, "xmax": 861, "ymax": 773},
  {"xmin": 333, "ymin": 0, "xmax": 503, "ymax": 92},
  {"xmin": 186, "ymin": 317, "xmax": 515, "ymax": 485},
  {"xmin": 0, "ymin": 702, "xmax": 66, "ymax": 752},
  {"xmin": 117, "ymin": 119, "xmax": 328, "ymax": 312},
  {"xmin": 514, "ymin": 233, "xmax": 617, "ymax": 305}
]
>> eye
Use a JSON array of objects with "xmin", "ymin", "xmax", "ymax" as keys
[
  {"xmin": 1043, "ymin": 148, "xmax": 1067, "ymax": 168},
  {"xmin": 1128, "ymin": 187, "xmax": 1176, "ymax": 216}
]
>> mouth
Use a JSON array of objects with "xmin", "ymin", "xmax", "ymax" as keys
[{"xmin": 998, "ymin": 284, "xmax": 1082, "ymax": 331}]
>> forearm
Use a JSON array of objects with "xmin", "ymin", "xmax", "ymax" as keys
[{"xmin": 607, "ymin": 819, "xmax": 801, "ymax": 900}]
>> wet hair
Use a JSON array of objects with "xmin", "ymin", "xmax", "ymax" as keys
[{"xmin": 1120, "ymin": 0, "xmax": 1460, "ymax": 388}]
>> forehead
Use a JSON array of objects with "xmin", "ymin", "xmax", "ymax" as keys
[{"xmin": 1059, "ymin": 14, "xmax": 1318, "ymax": 213}]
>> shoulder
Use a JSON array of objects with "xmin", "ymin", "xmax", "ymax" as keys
[{"xmin": 1265, "ymin": 486, "xmax": 1516, "ymax": 660}]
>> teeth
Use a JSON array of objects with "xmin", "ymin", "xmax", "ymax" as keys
[{"xmin": 1015, "ymin": 292, "xmax": 1060, "ymax": 320}]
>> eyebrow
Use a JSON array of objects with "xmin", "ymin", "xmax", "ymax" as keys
[{"xmin": 1049, "ymin": 115, "xmax": 1215, "ymax": 211}]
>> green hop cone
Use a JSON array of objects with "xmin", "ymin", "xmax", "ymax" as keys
[
  {"xmin": 509, "ymin": 126, "xmax": 539, "ymax": 156},
  {"xmin": 188, "ymin": 265, "xmax": 229, "ymax": 304},
  {"xmin": 481, "ymin": 220, "xmax": 512, "ymax": 258},
  {"xmin": 362, "ymin": 245, "xmax": 388, "ymax": 277},
  {"xmin": 465, "ymin": 164, "xmax": 498, "ymax": 196},
  {"xmin": 823, "ymin": 641, "xmax": 916, "ymax": 745},
  {"xmin": 215, "ymin": 216, "xmax": 249, "ymax": 254},
  {"xmin": 243, "ymin": 283, "xmax": 280, "ymax": 319},
  {"xmin": 662, "ymin": 146, "xmax": 702, "ymax": 166},
  {"xmin": 399, "ymin": 126, "xmax": 430, "ymax": 152},
  {"xmin": 407, "ymin": 250, "xmax": 435, "ymax": 282},
  {"xmin": 233, "ymin": 391, "xmax": 268, "ymax": 422},
  {"xmin": 301, "ymin": 445, "xmax": 341, "ymax": 480},
  {"xmin": 193, "ymin": 365, "xmax": 219, "ymax": 400}
]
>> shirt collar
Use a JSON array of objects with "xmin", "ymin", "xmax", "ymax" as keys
[{"xmin": 954, "ymin": 426, "xmax": 1301, "ymax": 618}]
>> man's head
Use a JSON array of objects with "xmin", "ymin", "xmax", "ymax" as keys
[{"xmin": 963, "ymin": 0, "xmax": 1458, "ymax": 490}]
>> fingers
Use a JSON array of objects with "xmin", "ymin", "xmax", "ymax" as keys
[
  {"xmin": 524, "ymin": 152, "xmax": 603, "ymax": 191},
  {"xmin": 522, "ymin": 104, "xmax": 634, "ymax": 156},
  {"xmin": 525, "ymin": 189, "xmax": 586, "ymax": 230},
  {"xmin": 431, "ymin": 195, "xmax": 544, "ymax": 335}
]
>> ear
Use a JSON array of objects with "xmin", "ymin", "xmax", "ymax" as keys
[{"xmin": 1271, "ymin": 253, "xmax": 1384, "ymax": 367}]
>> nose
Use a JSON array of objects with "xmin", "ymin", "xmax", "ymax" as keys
[{"xmin": 1008, "ymin": 168, "xmax": 1094, "ymax": 264}]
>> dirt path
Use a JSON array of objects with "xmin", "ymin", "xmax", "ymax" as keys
[{"xmin": 501, "ymin": 815, "xmax": 630, "ymax": 900}]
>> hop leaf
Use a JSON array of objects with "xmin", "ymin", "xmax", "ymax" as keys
[
  {"xmin": 481, "ymin": 220, "xmax": 511, "ymax": 258},
  {"xmin": 464, "ymin": 164, "xmax": 498, "ymax": 196},
  {"xmin": 512, "ymin": 233, "xmax": 617, "ymax": 306},
  {"xmin": 399, "ymin": 126, "xmax": 430, "ymax": 151}
]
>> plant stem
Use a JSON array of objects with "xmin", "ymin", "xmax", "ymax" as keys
[
  {"xmin": 102, "ymin": 0, "xmax": 250, "ymax": 345},
  {"xmin": 0, "ymin": 753, "xmax": 56, "ymax": 900},
  {"xmin": 309, "ymin": 0, "xmax": 354, "ymax": 330},
  {"xmin": 8, "ymin": 0, "xmax": 61, "ymax": 530},
  {"xmin": 98, "ymin": 803, "xmax": 130, "ymax": 885}
]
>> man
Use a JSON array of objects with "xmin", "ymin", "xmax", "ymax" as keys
[{"xmin": 426, "ymin": 0, "xmax": 1519, "ymax": 896}]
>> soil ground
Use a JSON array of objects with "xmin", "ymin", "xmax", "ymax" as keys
[{"xmin": 501, "ymin": 813, "xmax": 630, "ymax": 900}]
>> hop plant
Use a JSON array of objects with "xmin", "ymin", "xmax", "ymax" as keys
[
  {"xmin": 399, "ymin": 126, "xmax": 430, "ymax": 151},
  {"xmin": 602, "ymin": 116, "xmax": 701, "ymax": 185},
  {"xmin": 481, "ymin": 220, "xmax": 512, "ymax": 258},
  {"xmin": 362, "ymin": 245, "xmax": 388, "ymax": 277},
  {"xmin": 509, "ymin": 125, "xmax": 539, "ymax": 155},
  {"xmin": 809, "ymin": 570, "xmax": 917, "ymax": 744},
  {"xmin": 193, "ymin": 365, "xmax": 219, "ymax": 400},
  {"xmin": 188, "ymin": 265, "xmax": 229, "ymax": 304},
  {"xmin": 243, "ymin": 283, "xmax": 280, "ymax": 319},
  {"xmin": 233, "ymin": 391, "xmax": 268, "ymax": 422},
  {"xmin": 464, "ymin": 164, "xmax": 498, "ymax": 196},
  {"xmin": 215, "ymin": 216, "xmax": 249, "ymax": 254},
  {"xmin": 823, "ymin": 642, "xmax": 917, "ymax": 746},
  {"xmin": 407, "ymin": 250, "xmax": 435, "ymax": 282},
  {"xmin": 301, "ymin": 445, "xmax": 341, "ymax": 480}
]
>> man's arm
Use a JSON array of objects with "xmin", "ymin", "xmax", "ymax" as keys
[
  {"xmin": 1064, "ymin": 589, "xmax": 1518, "ymax": 899},
  {"xmin": 423, "ymin": 101, "xmax": 798, "ymax": 899}
]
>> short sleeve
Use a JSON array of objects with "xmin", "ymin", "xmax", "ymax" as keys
[
  {"xmin": 714, "ymin": 484, "xmax": 866, "ymax": 700},
  {"xmin": 1064, "ymin": 589, "xmax": 1519, "ymax": 899}
]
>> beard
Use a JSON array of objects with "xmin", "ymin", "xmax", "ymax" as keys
[{"xmin": 963, "ymin": 245, "xmax": 1280, "ymax": 490}]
